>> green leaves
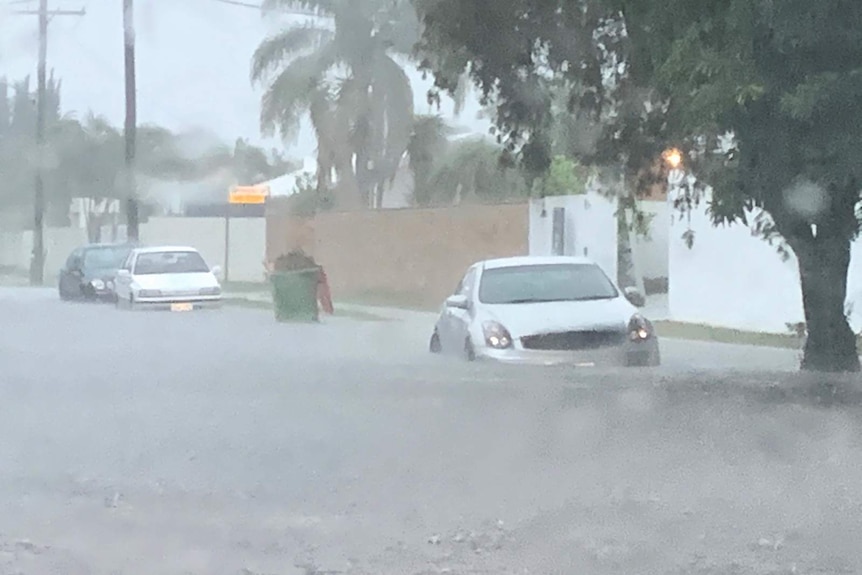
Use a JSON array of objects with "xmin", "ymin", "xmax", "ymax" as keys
[
  {"xmin": 258, "ymin": 46, "xmax": 336, "ymax": 140},
  {"xmin": 779, "ymin": 70, "xmax": 862, "ymax": 121},
  {"xmin": 416, "ymin": 0, "xmax": 862, "ymax": 238},
  {"xmin": 536, "ymin": 156, "xmax": 589, "ymax": 198},
  {"xmin": 407, "ymin": 120, "xmax": 531, "ymax": 207},
  {"xmin": 407, "ymin": 114, "xmax": 449, "ymax": 203},
  {"xmin": 251, "ymin": 26, "xmax": 334, "ymax": 84}
]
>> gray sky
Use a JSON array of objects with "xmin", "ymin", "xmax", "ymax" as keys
[{"xmin": 0, "ymin": 0, "xmax": 490, "ymax": 160}]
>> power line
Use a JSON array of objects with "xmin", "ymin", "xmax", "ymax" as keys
[
  {"xmin": 209, "ymin": 0, "xmax": 260, "ymax": 9},
  {"xmin": 11, "ymin": 8, "xmax": 85, "ymax": 14},
  {"xmin": 206, "ymin": 0, "xmax": 331, "ymax": 18}
]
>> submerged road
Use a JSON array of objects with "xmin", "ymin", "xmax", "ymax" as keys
[{"xmin": 0, "ymin": 287, "xmax": 856, "ymax": 575}]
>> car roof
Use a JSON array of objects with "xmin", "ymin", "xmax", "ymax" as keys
[
  {"xmin": 132, "ymin": 245, "xmax": 200, "ymax": 254},
  {"xmin": 80, "ymin": 242, "xmax": 135, "ymax": 251},
  {"xmin": 479, "ymin": 255, "xmax": 597, "ymax": 270}
]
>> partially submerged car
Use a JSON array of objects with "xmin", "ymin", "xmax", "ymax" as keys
[
  {"xmin": 114, "ymin": 246, "xmax": 222, "ymax": 311},
  {"xmin": 58, "ymin": 243, "xmax": 135, "ymax": 302},
  {"xmin": 429, "ymin": 256, "xmax": 660, "ymax": 367}
]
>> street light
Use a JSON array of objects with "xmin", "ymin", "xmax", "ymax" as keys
[{"xmin": 663, "ymin": 147, "xmax": 683, "ymax": 169}]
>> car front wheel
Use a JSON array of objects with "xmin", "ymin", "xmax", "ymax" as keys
[
  {"xmin": 625, "ymin": 345, "xmax": 660, "ymax": 367},
  {"xmin": 464, "ymin": 338, "xmax": 476, "ymax": 362},
  {"xmin": 116, "ymin": 293, "xmax": 135, "ymax": 310},
  {"xmin": 429, "ymin": 331, "xmax": 442, "ymax": 354}
]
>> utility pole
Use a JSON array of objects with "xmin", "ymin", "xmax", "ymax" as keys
[
  {"xmin": 32, "ymin": 0, "xmax": 48, "ymax": 285},
  {"xmin": 123, "ymin": 0, "xmax": 139, "ymax": 242},
  {"xmin": 13, "ymin": 3, "xmax": 85, "ymax": 285}
]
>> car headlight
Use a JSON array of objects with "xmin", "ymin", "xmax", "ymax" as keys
[
  {"xmin": 137, "ymin": 289, "xmax": 162, "ymax": 298},
  {"xmin": 628, "ymin": 314, "xmax": 653, "ymax": 341},
  {"xmin": 89, "ymin": 279, "xmax": 105, "ymax": 290},
  {"xmin": 482, "ymin": 321, "xmax": 513, "ymax": 349},
  {"xmin": 199, "ymin": 286, "xmax": 221, "ymax": 296}
]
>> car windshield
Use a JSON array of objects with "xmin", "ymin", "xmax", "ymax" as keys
[
  {"xmin": 478, "ymin": 263, "xmax": 619, "ymax": 304},
  {"xmin": 82, "ymin": 246, "xmax": 131, "ymax": 270},
  {"xmin": 134, "ymin": 251, "xmax": 210, "ymax": 275}
]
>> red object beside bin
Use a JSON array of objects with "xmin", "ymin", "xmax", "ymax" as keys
[{"xmin": 317, "ymin": 268, "xmax": 334, "ymax": 315}]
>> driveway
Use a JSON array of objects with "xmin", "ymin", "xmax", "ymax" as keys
[{"xmin": 0, "ymin": 287, "xmax": 855, "ymax": 574}]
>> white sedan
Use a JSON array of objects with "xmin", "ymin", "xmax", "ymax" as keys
[
  {"xmin": 429, "ymin": 256, "xmax": 660, "ymax": 367},
  {"xmin": 114, "ymin": 246, "xmax": 223, "ymax": 311}
]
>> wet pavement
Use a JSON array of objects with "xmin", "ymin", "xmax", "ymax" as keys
[{"xmin": 0, "ymin": 287, "xmax": 857, "ymax": 574}]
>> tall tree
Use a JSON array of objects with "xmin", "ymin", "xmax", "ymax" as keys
[
  {"xmin": 406, "ymin": 114, "xmax": 449, "ymax": 205},
  {"xmin": 0, "ymin": 86, "xmax": 294, "ymax": 238},
  {"xmin": 414, "ymin": 0, "xmax": 862, "ymax": 372},
  {"xmin": 251, "ymin": 0, "xmax": 417, "ymax": 209},
  {"xmin": 420, "ymin": 137, "xmax": 528, "ymax": 205},
  {"xmin": 0, "ymin": 75, "xmax": 62, "ymax": 218}
]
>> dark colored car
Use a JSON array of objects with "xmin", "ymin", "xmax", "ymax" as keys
[{"xmin": 58, "ymin": 243, "xmax": 135, "ymax": 301}]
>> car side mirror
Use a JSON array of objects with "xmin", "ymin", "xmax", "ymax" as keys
[
  {"xmin": 623, "ymin": 286, "xmax": 645, "ymax": 307},
  {"xmin": 210, "ymin": 265, "xmax": 223, "ymax": 279},
  {"xmin": 445, "ymin": 294, "xmax": 470, "ymax": 310},
  {"xmin": 116, "ymin": 269, "xmax": 131, "ymax": 279}
]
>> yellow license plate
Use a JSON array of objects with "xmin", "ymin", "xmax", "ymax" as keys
[{"xmin": 170, "ymin": 302, "xmax": 194, "ymax": 312}]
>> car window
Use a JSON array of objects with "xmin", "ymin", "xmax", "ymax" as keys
[
  {"xmin": 121, "ymin": 253, "xmax": 134, "ymax": 272},
  {"xmin": 478, "ymin": 263, "xmax": 619, "ymax": 305},
  {"xmin": 459, "ymin": 267, "xmax": 478, "ymax": 297},
  {"xmin": 133, "ymin": 251, "xmax": 210, "ymax": 275},
  {"xmin": 83, "ymin": 246, "xmax": 131, "ymax": 270}
]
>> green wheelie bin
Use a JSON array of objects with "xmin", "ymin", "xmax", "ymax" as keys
[{"xmin": 270, "ymin": 267, "xmax": 320, "ymax": 322}]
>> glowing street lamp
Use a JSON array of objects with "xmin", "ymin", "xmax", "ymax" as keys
[{"xmin": 663, "ymin": 147, "xmax": 683, "ymax": 169}]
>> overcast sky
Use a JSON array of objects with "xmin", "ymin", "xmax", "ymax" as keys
[{"xmin": 0, "ymin": 0, "xmax": 490, "ymax": 160}]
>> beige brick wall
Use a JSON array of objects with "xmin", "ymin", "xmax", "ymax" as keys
[{"xmin": 267, "ymin": 204, "xmax": 529, "ymax": 308}]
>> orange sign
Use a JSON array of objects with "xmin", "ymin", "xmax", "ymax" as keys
[{"xmin": 229, "ymin": 185, "xmax": 270, "ymax": 204}]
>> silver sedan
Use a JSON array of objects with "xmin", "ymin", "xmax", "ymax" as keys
[
  {"xmin": 113, "ymin": 246, "xmax": 223, "ymax": 311},
  {"xmin": 429, "ymin": 256, "xmax": 660, "ymax": 367}
]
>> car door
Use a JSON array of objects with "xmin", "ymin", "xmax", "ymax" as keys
[
  {"xmin": 441, "ymin": 266, "xmax": 478, "ymax": 351},
  {"xmin": 114, "ymin": 252, "xmax": 135, "ymax": 300},
  {"xmin": 450, "ymin": 266, "xmax": 479, "ymax": 348},
  {"xmin": 438, "ymin": 276, "xmax": 463, "ymax": 350}
]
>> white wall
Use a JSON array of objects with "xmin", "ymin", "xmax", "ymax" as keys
[
  {"xmin": 669, "ymin": 201, "xmax": 862, "ymax": 334},
  {"xmin": 0, "ymin": 231, "xmax": 31, "ymax": 271},
  {"xmin": 0, "ymin": 217, "xmax": 266, "ymax": 283},
  {"xmin": 44, "ymin": 228, "xmax": 90, "ymax": 278},
  {"xmin": 141, "ymin": 217, "xmax": 266, "ymax": 282},
  {"xmin": 0, "ymin": 228, "xmax": 90, "ymax": 280},
  {"xmin": 529, "ymin": 193, "xmax": 668, "ymax": 288},
  {"xmin": 529, "ymin": 192, "xmax": 618, "ymax": 282}
]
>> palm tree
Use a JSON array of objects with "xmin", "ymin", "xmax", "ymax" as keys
[
  {"xmin": 407, "ymin": 114, "xmax": 450, "ymax": 205},
  {"xmin": 251, "ymin": 0, "xmax": 417, "ymax": 210},
  {"xmin": 419, "ymin": 136, "xmax": 529, "ymax": 206}
]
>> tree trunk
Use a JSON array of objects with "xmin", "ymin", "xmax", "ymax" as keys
[
  {"xmin": 617, "ymin": 202, "xmax": 636, "ymax": 288},
  {"xmin": 333, "ymin": 162, "xmax": 362, "ymax": 210},
  {"xmin": 795, "ymin": 234, "xmax": 860, "ymax": 372},
  {"xmin": 85, "ymin": 209, "xmax": 103, "ymax": 244},
  {"xmin": 617, "ymin": 177, "xmax": 639, "ymax": 289}
]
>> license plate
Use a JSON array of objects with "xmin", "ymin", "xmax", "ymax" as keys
[{"xmin": 170, "ymin": 302, "xmax": 194, "ymax": 312}]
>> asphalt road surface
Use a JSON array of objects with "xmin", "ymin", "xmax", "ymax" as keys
[{"xmin": 0, "ymin": 287, "xmax": 860, "ymax": 575}]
